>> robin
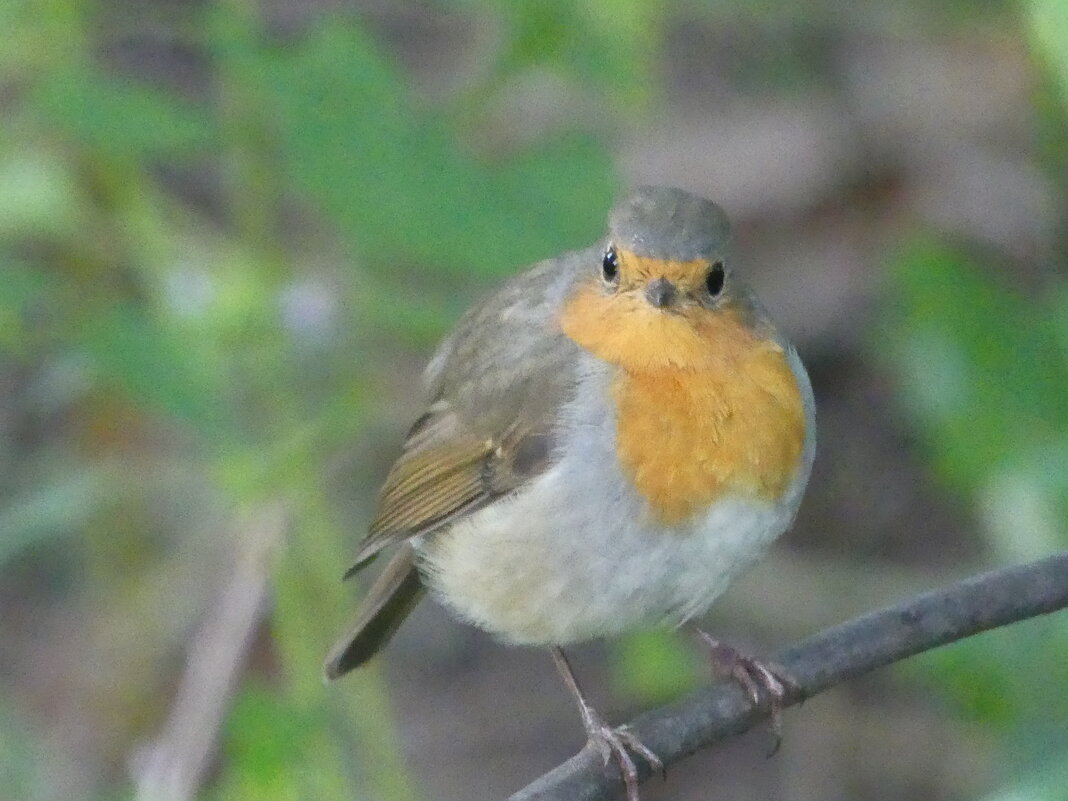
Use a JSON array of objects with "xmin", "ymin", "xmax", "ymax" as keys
[{"xmin": 325, "ymin": 186, "xmax": 816, "ymax": 800}]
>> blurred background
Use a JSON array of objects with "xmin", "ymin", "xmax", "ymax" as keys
[{"xmin": 2, "ymin": 1, "xmax": 1068, "ymax": 800}]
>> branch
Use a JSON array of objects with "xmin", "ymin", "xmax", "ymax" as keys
[
  {"xmin": 132, "ymin": 505, "xmax": 286, "ymax": 801},
  {"xmin": 508, "ymin": 551, "xmax": 1068, "ymax": 801}
]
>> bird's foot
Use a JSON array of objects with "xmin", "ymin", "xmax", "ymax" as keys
[
  {"xmin": 550, "ymin": 646, "xmax": 663, "ymax": 799},
  {"xmin": 694, "ymin": 629, "xmax": 798, "ymax": 754},
  {"xmin": 581, "ymin": 712, "xmax": 663, "ymax": 801}
]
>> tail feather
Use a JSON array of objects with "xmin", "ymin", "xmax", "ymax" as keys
[{"xmin": 324, "ymin": 543, "xmax": 424, "ymax": 679}]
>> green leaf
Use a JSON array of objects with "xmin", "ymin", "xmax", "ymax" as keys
[
  {"xmin": 33, "ymin": 67, "xmax": 216, "ymax": 157},
  {"xmin": 611, "ymin": 629, "xmax": 702, "ymax": 705},
  {"xmin": 908, "ymin": 616, "xmax": 1068, "ymax": 726},
  {"xmin": 492, "ymin": 0, "xmax": 659, "ymax": 101},
  {"xmin": 214, "ymin": 683, "xmax": 312, "ymax": 801},
  {"xmin": 0, "ymin": 152, "xmax": 86, "ymax": 239},
  {"xmin": 884, "ymin": 237, "xmax": 1068, "ymax": 498},
  {"xmin": 80, "ymin": 304, "xmax": 227, "ymax": 437},
  {"xmin": 1027, "ymin": 0, "xmax": 1068, "ymax": 108},
  {"xmin": 245, "ymin": 18, "xmax": 616, "ymax": 279}
]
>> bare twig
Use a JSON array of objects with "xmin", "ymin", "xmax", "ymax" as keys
[
  {"xmin": 508, "ymin": 551, "xmax": 1068, "ymax": 801},
  {"xmin": 131, "ymin": 505, "xmax": 287, "ymax": 801}
]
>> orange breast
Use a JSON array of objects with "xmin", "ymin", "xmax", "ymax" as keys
[
  {"xmin": 612, "ymin": 351, "xmax": 806, "ymax": 523},
  {"xmin": 559, "ymin": 283, "xmax": 807, "ymax": 524}
]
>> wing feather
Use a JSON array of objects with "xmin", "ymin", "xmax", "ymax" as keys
[{"xmin": 343, "ymin": 249, "xmax": 590, "ymax": 578}]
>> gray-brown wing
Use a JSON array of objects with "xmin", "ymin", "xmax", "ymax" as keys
[{"xmin": 344, "ymin": 249, "xmax": 590, "ymax": 576}]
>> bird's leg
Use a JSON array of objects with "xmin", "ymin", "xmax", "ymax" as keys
[
  {"xmin": 691, "ymin": 627, "xmax": 798, "ymax": 754},
  {"xmin": 549, "ymin": 647, "xmax": 663, "ymax": 801}
]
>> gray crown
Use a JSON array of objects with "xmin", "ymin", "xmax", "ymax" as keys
[{"xmin": 607, "ymin": 186, "xmax": 731, "ymax": 262}]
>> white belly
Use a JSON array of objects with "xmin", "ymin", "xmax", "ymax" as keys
[
  {"xmin": 415, "ymin": 351, "xmax": 815, "ymax": 646},
  {"xmin": 416, "ymin": 467, "xmax": 799, "ymax": 645}
]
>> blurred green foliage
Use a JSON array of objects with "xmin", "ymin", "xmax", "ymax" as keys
[
  {"xmin": 879, "ymin": 2, "xmax": 1068, "ymax": 795},
  {"xmin": 888, "ymin": 240, "xmax": 1068, "ymax": 506},
  {"xmin": 2, "ymin": 0, "xmax": 1066, "ymax": 799},
  {"xmin": 0, "ymin": 1, "xmax": 655, "ymax": 799},
  {"xmin": 885, "ymin": 239, "xmax": 1068, "ymax": 797},
  {"xmin": 258, "ymin": 19, "xmax": 616, "ymax": 281},
  {"xmin": 1027, "ymin": 0, "xmax": 1068, "ymax": 109}
]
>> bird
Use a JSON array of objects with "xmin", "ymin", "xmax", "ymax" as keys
[{"xmin": 325, "ymin": 186, "xmax": 816, "ymax": 801}]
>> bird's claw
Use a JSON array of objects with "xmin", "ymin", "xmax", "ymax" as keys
[
  {"xmin": 582, "ymin": 715, "xmax": 663, "ymax": 801},
  {"xmin": 695, "ymin": 631, "xmax": 798, "ymax": 755},
  {"xmin": 615, "ymin": 725, "xmax": 665, "ymax": 778}
]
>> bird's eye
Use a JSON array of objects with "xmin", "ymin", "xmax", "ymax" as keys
[
  {"xmin": 705, "ymin": 261, "xmax": 725, "ymax": 297},
  {"xmin": 601, "ymin": 247, "xmax": 619, "ymax": 284}
]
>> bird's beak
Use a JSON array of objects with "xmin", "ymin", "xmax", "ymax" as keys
[{"xmin": 644, "ymin": 277, "xmax": 677, "ymax": 309}]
